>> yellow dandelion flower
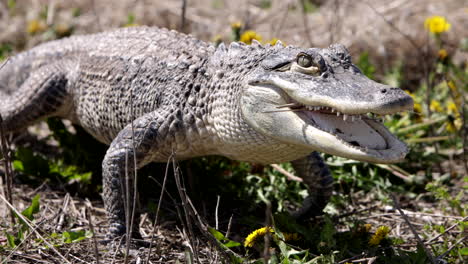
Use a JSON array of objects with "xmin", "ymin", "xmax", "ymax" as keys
[
  {"xmin": 364, "ymin": 223, "xmax": 372, "ymax": 232},
  {"xmin": 283, "ymin": 232, "xmax": 300, "ymax": 242},
  {"xmin": 430, "ymin": 100, "xmax": 443, "ymax": 112},
  {"xmin": 369, "ymin": 226, "xmax": 391, "ymax": 246},
  {"xmin": 240, "ymin": 30, "xmax": 262, "ymax": 45},
  {"xmin": 447, "ymin": 80, "xmax": 457, "ymax": 94},
  {"xmin": 244, "ymin": 226, "xmax": 273, "ymax": 247},
  {"xmin": 447, "ymin": 101, "xmax": 459, "ymax": 116},
  {"xmin": 404, "ymin": 90, "xmax": 415, "ymax": 99},
  {"xmin": 231, "ymin": 22, "xmax": 242, "ymax": 30},
  {"xmin": 356, "ymin": 223, "xmax": 372, "ymax": 234},
  {"xmin": 268, "ymin": 38, "xmax": 285, "ymax": 46},
  {"xmin": 412, "ymin": 103, "xmax": 424, "ymax": 122},
  {"xmin": 27, "ymin": 20, "xmax": 46, "ymax": 34},
  {"xmin": 424, "ymin": 16, "xmax": 451, "ymax": 34},
  {"xmin": 438, "ymin": 49, "xmax": 448, "ymax": 60},
  {"xmin": 212, "ymin": 34, "xmax": 223, "ymax": 46},
  {"xmin": 448, "ymin": 118, "xmax": 462, "ymax": 132},
  {"xmin": 54, "ymin": 23, "xmax": 72, "ymax": 37},
  {"xmin": 446, "ymin": 101, "xmax": 462, "ymax": 132},
  {"xmin": 447, "ymin": 81, "xmax": 462, "ymax": 105}
]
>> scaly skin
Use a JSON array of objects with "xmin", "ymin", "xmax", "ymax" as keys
[{"xmin": 0, "ymin": 26, "xmax": 412, "ymax": 239}]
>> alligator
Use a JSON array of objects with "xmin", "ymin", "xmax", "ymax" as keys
[{"xmin": 0, "ymin": 26, "xmax": 413, "ymax": 240}]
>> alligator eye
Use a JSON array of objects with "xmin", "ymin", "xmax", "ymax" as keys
[
  {"xmin": 292, "ymin": 52, "xmax": 321, "ymax": 75},
  {"xmin": 297, "ymin": 53, "xmax": 313, "ymax": 68}
]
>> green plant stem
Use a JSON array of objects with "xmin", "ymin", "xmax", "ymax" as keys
[
  {"xmin": 406, "ymin": 136, "xmax": 452, "ymax": 143},
  {"xmin": 397, "ymin": 116, "xmax": 446, "ymax": 134}
]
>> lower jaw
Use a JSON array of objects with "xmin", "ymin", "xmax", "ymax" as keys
[{"xmin": 296, "ymin": 111, "xmax": 408, "ymax": 163}]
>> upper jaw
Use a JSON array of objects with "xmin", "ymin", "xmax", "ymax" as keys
[
  {"xmin": 243, "ymin": 72, "xmax": 412, "ymax": 163},
  {"xmin": 249, "ymin": 71, "xmax": 414, "ymax": 116}
]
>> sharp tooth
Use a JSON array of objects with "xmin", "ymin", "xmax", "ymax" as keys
[
  {"xmin": 343, "ymin": 114, "xmax": 348, "ymax": 121},
  {"xmin": 337, "ymin": 112, "xmax": 340, "ymax": 117},
  {"xmin": 331, "ymin": 108, "xmax": 335, "ymax": 113}
]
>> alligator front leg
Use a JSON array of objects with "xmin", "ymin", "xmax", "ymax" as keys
[
  {"xmin": 103, "ymin": 110, "xmax": 172, "ymax": 240},
  {"xmin": 290, "ymin": 151, "xmax": 333, "ymax": 218}
]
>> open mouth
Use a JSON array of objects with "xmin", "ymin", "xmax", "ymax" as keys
[{"xmin": 273, "ymin": 102, "xmax": 400, "ymax": 152}]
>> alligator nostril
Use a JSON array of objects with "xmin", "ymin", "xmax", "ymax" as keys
[{"xmin": 381, "ymin": 89, "xmax": 387, "ymax": 94}]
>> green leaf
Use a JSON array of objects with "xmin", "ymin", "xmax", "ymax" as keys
[
  {"xmin": 460, "ymin": 247, "xmax": 468, "ymax": 255},
  {"xmin": 21, "ymin": 194, "xmax": 40, "ymax": 221},
  {"xmin": 6, "ymin": 233, "xmax": 17, "ymax": 248},
  {"xmin": 14, "ymin": 148, "xmax": 49, "ymax": 177},
  {"xmin": 356, "ymin": 52, "xmax": 376, "ymax": 79},
  {"xmin": 12, "ymin": 160, "xmax": 24, "ymax": 171},
  {"xmin": 7, "ymin": 0, "xmax": 15, "ymax": 10},
  {"xmin": 61, "ymin": 230, "xmax": 89, "ymax": 243},
  {"xmin": 208, "ymin": 227, "xmax": 225, "ymax": 241},
  {"xmin": 208, "ymin": 227, "xmax": 241, "ymax": 248},
  {"xmin": 320, "ymin": 216, "xmax": 336, "ymax": 249},
  {"xmin": 223, "ymin": 240, "xmax": 241, "ymax": 248}
]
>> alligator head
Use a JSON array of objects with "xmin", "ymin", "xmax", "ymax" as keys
[{"xmin": 239, "ymin": 42, "xmax": 413, "ymax": 163}]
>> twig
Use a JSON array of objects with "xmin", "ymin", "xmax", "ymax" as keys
[
  {"xmin": 334, "ymin": 206, "xmax": 377, "ymax": 220},
  {"xmin": 2, "ymin": 213, "xmax": 50, "ymax": 264},
  {"xmin": 426, "ymin": 216, "xmax": 468, "ymax": 244},
  {"xmin": 0, "ymin": 58, "xmax": 14, "ymax": 225},
  {"xmin": 298, "ymin": 0, "xmax": 313, "ymax": 47},
  {"xmin": 146, "ymin": 154, "xmax": 173, "ymax": 264},
  {"xmin": 172, "ymin": 155, "xmax": 199, "ymax": 263},
  {"xmin": 263, "ymin": 202, "xmax": 272, "ymax": 262},
  {"xmin": 225, "ymin": 214, "xmax": 233, "ymax": 239},
  {"xmin": 270, "ymin": 164, "xmax": 302, "ymax": 182},
  {"xmin": 111, "ymin": 235, "xmax": 126, "ymax": 264},
  {"xmin": 7, "ymin": 253, "xmax": 50, "ymax": 264},
  {"xmin": 46, "ymin": 0, "xmax": 56, "ymax": 26},
  {"xmin": 124, "ymin": 151, "xmax": 131, "ymax": 264},
  {"xmin": 0, "ymin": 194, "xmax": 72, "ymax": 264},
  {"xmin": 56, "ymin": 193, "xmax": 70, "ymax": 231},
  {"xmin": 273, "ymin": 2, "xmax": 290, "ymax": 38},
  {"xmin": 68, "ymin": 253, "xmax": 92, "ymax": 264},
  {"xmin": 327, "ymin": 0, "xmax": 342, "ymax": 44},
  {"xmin": 184, "ymin": 187, "xmax": 243, "ymax": 262},
  {"xmin": 444, "ymin": 78, "xmax": 468, "ymax": 175},
  {"xmin": 391, "ymin": 193, "xmax": 436, "ymax": 264},
  {"xmin": 361, "ymin": 0, "xmax": 422, "ymax": 53},
  {"xmin": 436, "ymin": 236, "xmax": 467, "ymax": 261},
  {"xmin": 125, "ymin": 80, "xmax": 139, "ymax": 264},
  {"xmin": 0, "ymin": 114, "xmax": 14, "ymax": 225},
  {"xmin": 180, "ymin": 0, "xmax": 187, "ymax": 32},
  {"xmin": 215, "ymin": 195, "xmax": 220, "ymax": 230},
  {"xmin": 90, "ymin": 0, "xmax": 103, "ymax": 31},
  {"xmin": 85, "ymin": 199, "xmax": 100, "ymax": 264},
  {"xmin": 338, "ymin": 253, "xmax": 366, "ymax": 264}
]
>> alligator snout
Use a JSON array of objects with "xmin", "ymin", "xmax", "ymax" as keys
[{"xmin": 374, "ymin": 86, "xmax": 414, "ymax": 114}]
